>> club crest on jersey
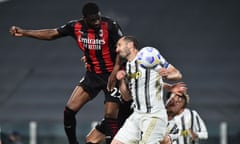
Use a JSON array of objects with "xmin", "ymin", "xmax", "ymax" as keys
[
  {"xmin": 99, "ymin": 29, "xmax": 103, "ymax": 37},
  {"xmin": 128, "ymin": 71, "xmax": 142, "ymax": 80}
]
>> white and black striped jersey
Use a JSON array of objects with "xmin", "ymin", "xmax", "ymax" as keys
[
  {"xmin": 125, "ymin": 56, "xmax": 165, "ymax": 113},
  {"xmin": 173, "ymin": 108, "xmax": 208, "ymax": 144},
  {"xmin": 167, "ymin": 118, "xmax": 180, "ymax": 142}
]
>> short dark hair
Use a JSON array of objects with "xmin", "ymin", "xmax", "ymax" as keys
[
  {"xmin": 122, "ymin": 36, "xmax": 139, "ymax": 49},
  {"xmin": 82, "ymin": 2, "xmax": 100, "ymax": 17}
]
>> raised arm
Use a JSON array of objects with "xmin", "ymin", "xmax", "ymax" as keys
[
  {"xmin": 158, "ymin": 64, "xmax": 182, "ymax": 81},
  {"xmin": 9, "ymin": 26, "xmax": 60, "ymax": 40}
]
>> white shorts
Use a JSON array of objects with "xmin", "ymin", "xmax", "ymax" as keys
[{"xmin": 113, "ymin": 109, "xmax": 168, "ymax": 144}]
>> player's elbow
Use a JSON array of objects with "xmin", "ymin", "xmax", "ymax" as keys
[
  {"xmin": 166, "ymin": 70, "xmax": 182, "ymax": 81},
  {"xmin": 175, "ymin": 71, "xmax": 183, "ymax": 80}
]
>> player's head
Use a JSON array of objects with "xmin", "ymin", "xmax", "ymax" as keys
[
  {"xmin": 116, "ymin": 36, "xmax": 139, "ymax": 59},
  {"xmin": 82, "ymin": 2, "xmax": 101, "ymax": 29},
  {"xmin": 166, "ymin": 91, "xmax": 190, "ymax": 115},
  {"xmin": 123, "ymin": 36, "xmax": 139, "ymax": 49}
]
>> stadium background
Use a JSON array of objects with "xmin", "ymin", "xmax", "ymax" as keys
[{"xmin": 0, "ymin": 0, "xmax": 240, "ymax": 143}]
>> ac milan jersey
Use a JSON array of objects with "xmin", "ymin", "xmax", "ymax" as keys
[{"xmin": 57, "ymin": 17, "xmax": 123, "ymax": 74}]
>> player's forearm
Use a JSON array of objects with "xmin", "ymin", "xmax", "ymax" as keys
[
  {"xmin": 107, "ymin": 55, "xmax": 122, "ymax": 90},
  {"xmin": 21, "ymin": 29, "xmax": 59, "ymax": 40},
  {"xmin": 163, "ymin": 82, "xmax": 173, "ymax": 92},
  {"xmin": 165, "ymin": 70, "xmax": 182, "ymax": 81},
  {"xmin": 111, "ymin": 56, "xmax": 121, "ymax": 77},
  {"xmin": 159, "ymin": 64, "xmax": 182, "ymax": 81},
  {"xmin": 119, "ymin": 79, "xmax": 132, "ymax": 101},
  {"xmin": 164, "ymin": 64, "xmax": 182, "ymax": 81}
]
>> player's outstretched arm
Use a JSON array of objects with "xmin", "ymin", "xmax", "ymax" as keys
[
  {"xmin": 9, "ymin": 26, "xmax": 59, "ymax": 40},
  {"xmin": 164, "ymin": 82, "xmax": 187, "ymax": 96},
  {"xmin": 159, "ymin": 64, "xmax": 182, "ymax": 81}
]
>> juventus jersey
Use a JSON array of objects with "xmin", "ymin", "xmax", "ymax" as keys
[
  {"xmin": 173, "ymin": 108, "xmax": 208, "ymax": 144},
  {"xmin": 125, "ymin": 56, "xmax": 165, "ymax": 113},
  {"xmin": 167, "ymin": 118, "xmax": 180, "ymax": 142}
]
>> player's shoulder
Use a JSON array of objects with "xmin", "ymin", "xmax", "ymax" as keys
[
  {"xmin": 63, "ymin": 19, "xmax": 81, "ymax": 25},
  {"xmin": 183, "ymin": 108, "xmax": 193, "ymax": 116},
  {"xmin": 62, "ymin": 19, "xmax": 83, "ymax": 28},
  {"xmin": 101, "ymin": 16, "xmax": 119, "ymax": 25},
  {"xmin": 101, "ymin": 16, "xmax": 113, "ymax": 21},
  {"xmin": 191, "ymin": 109, "xmax": 200, "ymax": 116},
  {"xmin": 185, "ymin": 108, "xmax": 200, "ymax": 117}
]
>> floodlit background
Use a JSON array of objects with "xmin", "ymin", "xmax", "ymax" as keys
[{"xmin": 0, "ymin": 0, "xmax": 240, "ymax": 143}]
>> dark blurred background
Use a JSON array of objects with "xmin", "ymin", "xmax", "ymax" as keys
[{"xmin": 1, "ymin": 0, "xmax": 240, "ymax": 143}]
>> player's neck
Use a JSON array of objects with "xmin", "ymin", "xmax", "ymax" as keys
[
  {"xmin": 128, "ymin": 49, "xmax": 138, "ymax": 62},
  {"xmin": 177, "ymin": 108, "xmax": 185, "ymax": 115}
]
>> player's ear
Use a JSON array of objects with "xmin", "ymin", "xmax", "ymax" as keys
[{"xmin": 127, "ymin": 41, "xmax": 134, "ymax": 49}]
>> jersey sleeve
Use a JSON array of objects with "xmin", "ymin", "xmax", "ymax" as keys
[
  {"xmin": 159, "ymin": 53, "xmax": 169, "ymax": 68},
  {"xmin": 153, "ymin": 52, "xmax": 169, "ymax": 71},
  {"xmin": 57, "ymin": 20, "xmax": 76, "ymax": 37},
  {"xmin": 192, "ymin": 110, "xmax": 208, "ymax": 139},
  {"xmin": 108, "ymin": 19, "xmax": 123, "ymax": 47}
]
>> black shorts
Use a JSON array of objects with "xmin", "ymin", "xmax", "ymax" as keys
[
  {"xmin": 118, "ymin": 100, "xmax": 133, "ymax": 126},
  {"xmin": 95, "ymin": 100, "xmax": 133, "ymax": 134},
  {"xmin": 78, "ymin": 71, "xmax": 121, "ymax": 103}
]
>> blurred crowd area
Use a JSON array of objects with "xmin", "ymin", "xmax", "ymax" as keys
[
  {"xmin": 0, "ymin": 130, "xmax": 23, "ymax": 144},
  {"xmin": 1, "ymin": 122, "xmax": 240, "ymax": 144}
]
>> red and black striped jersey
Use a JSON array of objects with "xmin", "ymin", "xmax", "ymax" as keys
[{"xmin": 57, "ymin": 17, "xmax": 123, "ymax": 74}]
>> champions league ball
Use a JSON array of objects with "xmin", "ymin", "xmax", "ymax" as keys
[{"xmin": 137, "ymin": 47, "xmax": 161, "ymax": 68}]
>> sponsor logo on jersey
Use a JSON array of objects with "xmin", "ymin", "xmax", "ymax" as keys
[{"xmin": 78, "ymin": 37, "xmax": 106, "ymax": 50}]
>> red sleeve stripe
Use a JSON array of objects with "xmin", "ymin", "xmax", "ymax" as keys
[{"xmin": 74, "ymin": 22, "xmax": 85, "ymax": 51}]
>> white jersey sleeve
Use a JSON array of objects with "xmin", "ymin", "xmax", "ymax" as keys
[
  {"xmin": 153, "ymin": 52, "xmax": 169, "ymax": 71},
  {"xmin": 192, "ymin": 110, "xmax": 208, "ymax": 139}
]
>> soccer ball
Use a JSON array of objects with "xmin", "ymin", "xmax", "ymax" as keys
[{"xmin": 137, "ymin": 46, "xmax": 161, "ymax": 68}]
